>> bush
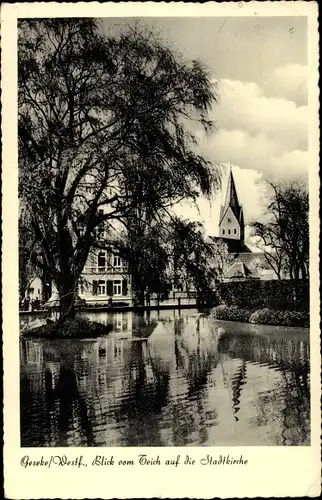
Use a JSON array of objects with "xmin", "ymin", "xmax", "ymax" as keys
[
  {"xmin": 212, "ymin": 306, "xmax": 309, "ymax": 327},
  {"xmin": 249, "ymin": 308, "xmax": 309, "ymax": 327},
  {"xmin": 249, "ymin": 308, "xmax": 279, "ymax": 325},
  {"xmin": 212, "ymin": 305, "xmax": 252, "ymax": 322},
  {"xmin": 22, "ymin": 317, "xmax": 113, "ymax": 339}
]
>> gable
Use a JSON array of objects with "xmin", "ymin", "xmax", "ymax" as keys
[{"xmin": 220, "ymin": 206, "xmax": 239, "ymax": 227}]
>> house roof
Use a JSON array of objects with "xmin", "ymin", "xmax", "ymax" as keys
[{"xmin": 224, "ymin": 261, "xmax": 258, "ymax": 279}]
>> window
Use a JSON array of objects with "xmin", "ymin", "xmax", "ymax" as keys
[
  {"xmin": 234, "ymin": 228, "xmax": 237, "ymax": 234},
  {"xmin": 227, "ymin": 218, "xmax": 231, "ymax": 223},
  {"xmin": 98, "ymin": 280, "xmax": 106, "ymax": 295},
  {"xmin": 222, "ymin": 229, "xmax": 225, "ymax": 235},
  {"xmin": 98, "ymin": 252, "xmax": 106, "ymax": 271},
  {"xmin": 113, "ymin": 280, "xmax": 122, "ymax": 296},
  {"xmin": 122, "ymin": 279, "xmax": 128, "ymax": 296},
  {"xmin": 228, "ymin": 229, "xmax": 231, "ymax": 235},
  {"xmin": 113, "ymin": 255, "xmax": 122, "ymax": 268}
]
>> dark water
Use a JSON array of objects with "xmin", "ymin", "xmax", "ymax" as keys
[{"xmin": 20, "ymin": 309, "xmax": 310, "ymax": 446}]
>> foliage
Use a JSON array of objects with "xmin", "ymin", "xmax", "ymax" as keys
[
  {"xmin": 249, "ymin": 308, "xmax": 309, "ymax": 327},
  {"xmin": 251, "ymin": 180, "xmax": 309, "ymax": 279},
  {"xmin": 116, "ymin": 217, "xmax": 219, "ymax": 303},
  {"xmin": 22, "ymin": 317, "xmax": 113, "ymax": 338},
  {"xmin": 116, "ymin": 221, "xmax": 171, "ymax": 303},
  {"xmin": 210, "ymin": 238, "xmax": 235, "ymax": 279},
  {"xmin": 19, "ymin": 214, "xmax": 38, "ymax": 300},
  {"xmin": 212, "ymin": 305, "xmax": 309, "ymax": 327},
  {"xmin": 247, "ymin": 256, "xmax": 266, "ymax": 278},
  {"xmin": 170, "ymin": 218, "xmax": 218, "ymax": 295},
  {"xmin": 19, "ymin": 19, "xmax": 219, "ymax": 319},
  {"xmin": 216, "ymin": 279, "xmax": 309, "ymax": 311},
  {"xmin": 212, "ymin": 304, "xmax": 252, "ymax": 322}
]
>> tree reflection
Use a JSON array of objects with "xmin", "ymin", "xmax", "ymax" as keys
[
  {"xmin": 217, "ymin": 328, "xmax": 310, "ymax": 444},
  {"xmin": 115, "ymin": 340, "xmax": 170, "ymax": 445},
  {"xmin": 170, "ymin": 315, "xmax": 220, "ymax": 444},
  {"xmin": 54, "ymin": 364, "xmax": 94, "ymax": 446}
]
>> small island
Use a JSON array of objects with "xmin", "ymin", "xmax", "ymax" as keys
[{"xmin": 21, "ymin": 317, "xmax": 113, "ymax": 339}]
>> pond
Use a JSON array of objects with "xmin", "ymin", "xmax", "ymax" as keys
[{"xmin": 20, "ymin": 309, "xmax": 310, "ymax": 446}]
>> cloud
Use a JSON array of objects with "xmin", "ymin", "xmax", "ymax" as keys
[
  {"xmin": 174, "ymin": 165, "xmax": 268, "ymax": 239},
  {"xmin": 271, "ymin": 150, "xmax": 309, "ymax": 180},
  {"xmin": 264, "ymin": 64, "xmax": 308, "ymax": 107},
  {"xmin": 193, "ymin": 77, "xmax": 308, "ymax": 181},
  {"xmin": 202, "ymin": 129, "xmax": 308, "ymax": 180},
  {"xmin": 213, "ymin": 79, "xmax": 308, "ymax": 152}
]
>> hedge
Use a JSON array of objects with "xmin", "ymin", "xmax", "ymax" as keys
[
  {"xmin": 216, "ymin": 279, "xmax": 309, "ymax": 312},
  {"xmin": 212, "ymin": 305, "xmax": 309, "ymax": 327}
]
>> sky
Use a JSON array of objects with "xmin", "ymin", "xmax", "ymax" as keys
[{"xmin": 101, "ymin": 17, "xmax": 308, "ymax": 244}]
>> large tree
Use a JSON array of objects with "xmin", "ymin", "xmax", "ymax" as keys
[
  {"xmin": 116, "ymin": 216, "xmax": 221, "ymax": 304},
  {"xmin": 19, "ymin": 214, "xmax": 38, "ymax": 302},
  {"xmin": 251, "ymin": 179, "xmax": 309, "ymax": 280},
  {"xmin": 19, "ymin": 19, "xmax": 219, "ymax": 321}
]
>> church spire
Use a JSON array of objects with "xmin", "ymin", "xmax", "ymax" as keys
[
  {"xmin": 222, "ymin": 165, "xmax": 240, "ymax": 220},
  {"xmin": 219, "ymin": 165, "xmax": 245, "ymax": 242}
]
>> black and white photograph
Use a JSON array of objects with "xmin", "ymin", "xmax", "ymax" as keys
[
  {"xmin": 2, "ymin": 2, "xmax": 320, "ymax": 498},
  {"xmin": 18, "ymin": 14, "xmax": 312, "ymax": 448}
]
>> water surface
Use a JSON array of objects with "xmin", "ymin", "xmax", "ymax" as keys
[{"xmin": 20, "ymin": 309, "xmax": 310, "ymax": 446}]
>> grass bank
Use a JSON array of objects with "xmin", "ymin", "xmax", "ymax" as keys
[
  {"xmin": 21, "ymin": 317, "xmax": 113, "ymax": 339},
  {"xmin": 211, "ymin": 305, "xmax": 309, "ymax": 327}
]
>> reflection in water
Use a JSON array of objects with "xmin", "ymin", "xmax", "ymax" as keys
[{"xmin": 20, "ymin": 310, "xmax": 310, "ymax": 446}]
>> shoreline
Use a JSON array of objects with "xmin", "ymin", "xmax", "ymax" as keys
[{"xmin": 19, "ymin": 302, "xmax": 201, "ymax": 316}]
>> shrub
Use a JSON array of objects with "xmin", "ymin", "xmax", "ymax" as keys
[
  {"xmin": 249, "ymin": 308, "xmax": 279, "ymax": 325},
  {"xmin": 249, "ymin": 308, "xmax": 309, "ymax": 327},
  {"xmin": 22, "ymin": 317, "xmax": 113, "ymax": 339},
  {"xmin": 212, "ymin": 305, "xmax": 252, "ymax": 322},
  {"xmin": 212, "ymin": 306, "xmax": 309, "ymax": 327}
]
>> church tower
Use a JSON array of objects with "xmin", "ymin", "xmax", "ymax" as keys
[{"xmin": 219, "ymin": 168, "xmax": 245, "ymax": 242}]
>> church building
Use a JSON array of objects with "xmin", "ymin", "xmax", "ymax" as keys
[
  {"xmin": 208, "ymin": 168, "xmax": 269, "ymax": 281},
  {"xmin": 210, "ymin": 169, "xmax": 256, "ymax": 262}
]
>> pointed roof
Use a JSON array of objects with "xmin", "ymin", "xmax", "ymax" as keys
[
  {"xmin": 219, "ymin": 168, "xmax": 242, "ymax": 223},
  {"xmin": 224, "ymin": 261, "xmax": 258, "ymax": 280}
]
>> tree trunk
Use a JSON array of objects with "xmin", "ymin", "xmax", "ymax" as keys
[
  {"xmin": 135, "ymin": 290, "xmax": 145, "ymax": 307},
  {"xmin": 57, "ymin": 275, "xmax": 77, "ymax": 322},
  {"xmin": 41, "ymin": 268, "xmax": 52, "ymax": 303}
]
